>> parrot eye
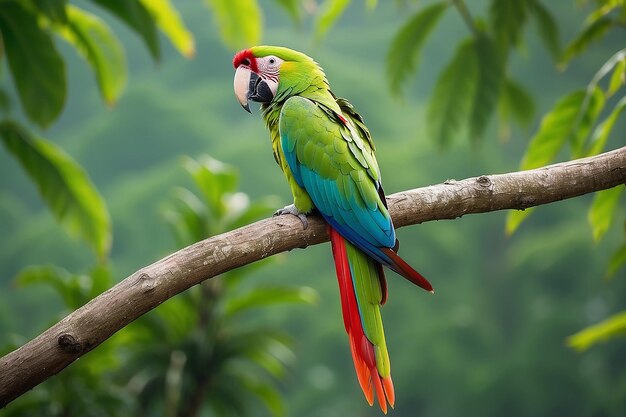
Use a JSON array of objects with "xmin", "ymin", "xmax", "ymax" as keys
[{"xmin": 269, "ymin": 58, "xmax": 276, "ymax": 64}]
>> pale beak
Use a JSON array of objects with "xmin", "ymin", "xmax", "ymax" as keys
[{"xmin": 234, "ymin": 66, "xmax": 252, "ymax": 113}]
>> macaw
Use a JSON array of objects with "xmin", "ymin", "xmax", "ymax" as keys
[{"xmin": 233, "ymin": 46, "xmax": 433, "ymax": 413}]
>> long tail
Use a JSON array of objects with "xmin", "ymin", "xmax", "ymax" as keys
[{"xmin": 329, "ymin": 227, "xmax": 395, "ymax": 413}]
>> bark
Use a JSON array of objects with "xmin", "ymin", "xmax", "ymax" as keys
[{"xmin": 1, "ymin": 146, "xmax": 625, "ymax": 407}]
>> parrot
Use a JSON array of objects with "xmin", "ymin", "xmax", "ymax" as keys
[{"xmin": 232, "ymin": 46, "xmax": 433, "ymax": 413}]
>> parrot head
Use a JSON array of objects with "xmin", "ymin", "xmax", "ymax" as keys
[{"xmin": 233, "ymin": 46, "xmax": 326, "ymax": 112}]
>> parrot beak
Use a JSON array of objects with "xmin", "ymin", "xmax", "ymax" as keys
[
  {"xmin": 234, "ymin": 66, "xmax": 252, "ymax": 113},
  {"xmin": 234, "ymin": 65, "xmax": 276, "ymax": 113}
]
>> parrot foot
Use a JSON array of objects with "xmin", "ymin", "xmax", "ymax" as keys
[{"xmin": 274, "ymin": 204, "xmax": 308, "ymax": 229}]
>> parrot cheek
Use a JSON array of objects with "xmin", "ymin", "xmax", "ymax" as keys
[
  {"xmin": 234, "ymin": 66, "xmax": 252, "ymax": 112},
  {"xmin": 248, "ymin": 72, "xmax": 275, "ymax": 104}
]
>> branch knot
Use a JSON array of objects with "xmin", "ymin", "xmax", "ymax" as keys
[
  {"xmin": 476, "ymin": 175, "xmax": 493, "ymax": 191},
  {"xmin": 57, "ymin": 333, "xmax": 81, "ymax": 353}
]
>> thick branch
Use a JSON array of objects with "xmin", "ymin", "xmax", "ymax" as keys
[{"xmin": 1, "ymin": 146, "xmax": 625, "ymax": 407}]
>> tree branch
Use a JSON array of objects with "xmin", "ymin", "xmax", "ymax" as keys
[{"xmin": 2, "ymin": 146, "xmax": 625, "ymax": 407}]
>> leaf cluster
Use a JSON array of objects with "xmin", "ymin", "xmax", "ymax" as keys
[{"xmin": 2, "ymin": 156, "xmax": 318, "ymax": 417}]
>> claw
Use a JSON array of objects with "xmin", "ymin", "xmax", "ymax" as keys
[{"xmin": 274, "ymin": 204, "xmax": 308, "ymax": 229}]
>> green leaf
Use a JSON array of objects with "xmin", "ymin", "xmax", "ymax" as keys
[
  {"xmin": 365, "ymin": 0, "xmax": 377, "ymax": 10},
  {"xmin": 224, "ymin": 286, "xmax": 318, "ymax": 317},
  {"xmin": 139, "ymin": 0, "xmax": 195, "ymax": 59},
  {"xmin": 588, "ymin": 187, "xmax": 624, "ymax": 242},
  {"xmin": 0, "ymin": 3, "xmax": 66, "ymax": 128},
  {"xmin": 34, "ymin": 0, "xmax": 68, "ymax": 23},
  {"xmin": 205, "ymin": 0, "xmax": 261, "ymax": 50},
  {"xmin": 499, "ymin": 77, "xmax": 535, "ymax": 127},
  {"xmin": 490, "ymin": 0, "xmax": 530, "ymax": 51},
  {"xmin": 505, "ymin": 208, "xmax": 534, "ymax": 236},
  {"xmin": 529, "ymin": 0, "xmax": 560, "ymax": 59},
  {"xmin": 567, "ymin": 310, "xmax": 626, "ymax": 352},
  {"xmin": 15, "ymin": 265, "xmax": 81, "ymax": 309},
  {"xmin": 570, "ymin": 86, "xmax": 605, "ymax": 156},
  {"xmin": 89, "ymin": 264, "xmax": 112, "ymax": 298},
  {"xmin": 91, "ymin": 0, "xmax": 160, "ymax": 61},
  {"xmin": 387, "ymin": 2, "xmax": 448, "ymax": 95},
  {"xmin": 520, "ymin": 87, "xmax": 602, "ymax": 170},
  {"xmin": 184, "ymin": 155, "xmax": 238, "ymax": 219},
  {"xmin": 240, "ymin": 375, "xmax": 285, "ymax": 417},
  {"xmin": 274, "ymin": 0, "xmax": 300, "ymax": 21},
  {"xmin": 585, "ymin": 0, "xmax": 622, "ymax": 25},
  {"xmin": 57, "ymin": 6, "xmax": 127, "ymax": 105},
  {"xmin": 607, "ymin": 57, "xmax": 625, "ymax": 97},
  {"xmin": 164, "ymin": 187, "xmax": 208, "ymax": 244},
  {"xmin": 0, "ymin": 88, "xmax": 11, "ymax": 113},
  {"xmin": 587, "ymin": 95, "xmax": 626, "ymax": 156},
  {"xmin": 559, "ymin": 17, "xmax": 614, "ymax": 68},
  {"xmin": 607, "ymin": 241, "xmax": 626, "ymax": 278},
  {"xmin": 427, "ymin": 38, "xmax": 478, "ymax": 147},
  {"xmin": 315, "ymin": 0, "xmax": 351, "ymax": 39},
  {"xmin": 226, "ymin": 195, "xmax": 280, "ymax": 230},
  {"xmin": 0, "ymin": 121, "xmax": 111, "ymax": 258},
  {"xmin": 469, "ymin": 34, "xmax": 505, "ymax": 142}
]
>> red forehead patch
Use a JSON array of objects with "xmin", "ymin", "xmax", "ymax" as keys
[{"xmin": 232, "ymin": 49, "xmax": 258, "ymax": 73}]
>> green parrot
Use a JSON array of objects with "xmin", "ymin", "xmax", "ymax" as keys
[{"xmin": 233, "ymin": 46, "xmax": 433, "ymax": 413}]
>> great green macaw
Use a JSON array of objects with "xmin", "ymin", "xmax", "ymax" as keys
[{"xmin": 233, "ymin": 46, "xmax": 433, "ymax": 413}]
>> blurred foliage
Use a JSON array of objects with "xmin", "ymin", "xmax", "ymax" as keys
[
  {"xmin": 1, "ymin": 0, "xmax": 626, "ymax": 416},
  {"xmin": 1, "ymin": 156, "xmax": 317, "ymax": 417},
  {"xmin": 568, "ymin": 310, "xmax": 626, "ymax": 352},
  {"xmin": 0, "ymin": 121, "xmax": 111, "ymax": 258}
]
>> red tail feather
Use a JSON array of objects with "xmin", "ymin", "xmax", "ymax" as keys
[
  {"xmin": 380, "ymin": 247, "xmax": 434, "ymax": 293},
  {"xmin": 329, "ymin": 227, "xmax": 394, "ymax": 413}
]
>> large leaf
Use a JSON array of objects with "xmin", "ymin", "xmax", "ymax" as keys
[
  {"xmin": 205, "ymin": 0, "xmax": 261, "ymax": 50},
  {"xmin": 588, "ymin": 187, "xmax": 624, "ymax": 242},
  {"xmin": 505, "ymin": 208, "xmax": 534, "ymax": 236},
  {"xmin": 184, "ymin": 155, "xmax": 238, "ymax": 219},
  {"xmin": 91, "ymin": 0, "xmax": 160, "ymax": 60},
  {"xmin": 499, "ymin": 77, "xmax": 535, "ymax": 127},
  {"xmin": 511, "ymin": 86, "xmax": 604, "ymax": 234},
  {"xmin": 520, "ymin": 87, "xmax": 603, "ymax": 170},
  {"xmin": 139, "ymin": 0, "xmax": 195, "ymax": 58},
  {"xmin": 607, "ymin": 241, "xmax": 626, "ymax": 278},
  {"xmin": 469, "ymin": 34, "xmax": 504, "ymax": 142},
  {"xmin": 585, "ymin": 0, "xmax": 623, "ymax": 25},
  {"xmin": 224, "ymin": 286, "xmax": 318, "ymax": 317},
  {"xmin": 528, "ymin": 0, "xmax": 560, "ymax": 59},
  {"xmin": 15, "ymin": 265, "xmax": 79, "ymax": 309},
  {"xmin": 314, "ymin": 0, "xmax": 350, "ymax": 39},
  {"xmin": 586, "ymin": 95, "xmax": 626, "ymax": 156},
  {"xmin": 274, "ymin": 0, "xmax": 300, "ymax": 22},
  {"xmin": 559, "ymin": 16, "xmax": 614, "ymax": 68},
  {"xmin": 0, "ymin": 3, "xmax": 66, "ymax": 128},
  {"xmin": 567, "ymin": 310, "xmax": 626, "ymax": 352},
  {"xmin": 570, "ymin": 86, "xmax": 605, "ymax": 156},
  {"xmin": 240, "ymin": 374, "xmax": 285, "ymax": 417},
  {"xmin": 0, "ymin": 121, "xmax": 111, "ymax": 258},
  {"xmin": 34, "ymin": 0, "xmax": 68, "ymax": 23},
  {"xmin": 386, "ymin": 2, "xmax": 448, "ymax": 95},
  {"xmin": 427, "ymin": 39, "xmax": 478, "ymax": 147},
  {"xmin": 607, "ymin": 56, "xmax": 625, "ymax": 97},
  {"xmin": 163, "ymin": 187, "xmax": 208, "ymax": 245},
  {"xmin": 489, "ymin": 0, "xmax": 530, "ymax": 51},
  {"xmin": 57, "ymin": 6, "xmax": 127, "ymax": 105}
]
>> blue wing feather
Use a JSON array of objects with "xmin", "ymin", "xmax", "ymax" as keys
[{"xmin": 280, "ymin": 96, "xmax": 396, "ymax": 264}]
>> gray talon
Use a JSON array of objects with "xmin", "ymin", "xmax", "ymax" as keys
[{"xmin": 274, "ymin": 204, "xmax": 308, "ymax": 229}]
